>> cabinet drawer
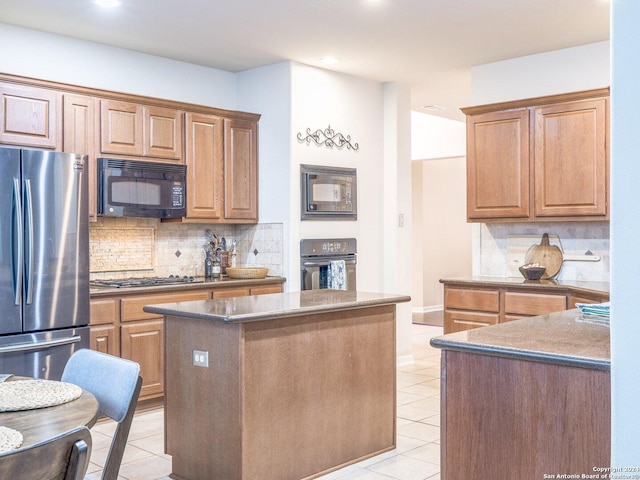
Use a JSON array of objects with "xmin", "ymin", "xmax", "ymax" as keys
[
  {"xmin": 445, "ymin": 310, "xmax": 499, "ymax": 333},
  {"xmin": 121, "ymin": 291, "xmax": 210, "ymax": 321},
  {"xmin": 250, "ymin": 285, "xmax": 283, "ymax": 296},
  {"xmin": 213, "ymin": 288, "xmax": 250, "ymax": 299},
  {"xmin": 445, "ymin": 288, "xmax": 500, "ymax": 312},
  {"xmin": 503, "ymin": 292, "xmax": 566, "ymax": 316},
  {"xmin": 90, "ymin": 298, "xmax": 119, "ymax": 325}
]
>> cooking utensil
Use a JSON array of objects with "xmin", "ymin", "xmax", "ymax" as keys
[{"xmin": 524, "ymin": 233, "xmax": 563, "ymax": 279}]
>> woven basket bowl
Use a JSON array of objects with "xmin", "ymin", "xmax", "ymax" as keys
[{"xmin": 225, "ymin": 267, "xmax": 269, "ymax": 279}]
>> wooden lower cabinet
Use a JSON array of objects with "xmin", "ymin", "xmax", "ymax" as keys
[
  {"xmin": 443, "ymin": 283, "xmax": 607, "ymax": 334},
  {"xmin": 89, "ymin": 324, "xmax": 119, "ymax": 356},
  {"xmin": 121, "ymin": 320, "xmax": 165, "ymax": 399}
]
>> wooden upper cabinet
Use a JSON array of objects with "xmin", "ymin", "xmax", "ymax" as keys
[
  {"xmin": 63, "ymin": 94, "xmax": 98, "ymax": 221},
  {"xmin": 534, "ymin": 98, "xmax": 608, "ymax": 218},
  {"xmin": 100, "ymin": 99, "xmax": 143, "ymax": 156},
  {"xmin": 144, "ymin": 105, "xmax": 183, "ymax": 161},
  {"xmin": 0, "ymin": 83, "xmax": 61, "ymax": 149},
  {"xmin": 462, "ymin": 88, "xmax": 609, "ymax": 223},
  {"xmin": 466, "ymin": 109, "xmax": 530, "ymax": 220},
  {"xmin": 224, "ymin": 118, "xmax": 258, "ymax": 221},
  {"xmin": 184, "ymin": 112, "xmax": 224, "ymax": 220},
  {"xmin": 100, "ymin": 99, "xmax": 183, "ymax": 161}
]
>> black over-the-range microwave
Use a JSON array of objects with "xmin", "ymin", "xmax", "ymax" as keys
[
  {"xmin": 300, "ymin": 164, "xmax": 357, "ymax": 220},
  {"xmin": 97, "ymin": 158, "xmax": 187, "ymax": 219}
]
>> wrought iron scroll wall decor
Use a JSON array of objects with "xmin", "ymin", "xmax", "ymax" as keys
[{"xmin": 297, "ymin": 125, "xmax": 359, "ymax": 151}]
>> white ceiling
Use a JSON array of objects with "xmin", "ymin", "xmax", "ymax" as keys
[{"xmin": 0, "ymin": 0, "xmax": 609, "ymax": 121}]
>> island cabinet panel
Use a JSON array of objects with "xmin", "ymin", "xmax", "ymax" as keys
[
  {"xmin": 165, "ymin": 305, "xmax": 396, "ymax": 480},
  {"xmin": 534, "ymin": 98, "xmax": 608, "ymax": 218},
  {"xmin": 441, "ymin": 350, "xmax": 610, "ymax": 478},
  {"xmin": 466, "ymin": 109, "xmax": 530, "ymax": 220},
  {"xmin": 0, "ymin": 83, "xmax": 61, "ymax": 149}
]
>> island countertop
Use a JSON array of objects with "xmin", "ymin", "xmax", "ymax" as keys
[
  {"xmin": 430, "ymin": 308, "xmax": 610, "ymax": 370},
  {"xmin": 143, "ymin": 290, "xmax": 411, "ymax": 323}
]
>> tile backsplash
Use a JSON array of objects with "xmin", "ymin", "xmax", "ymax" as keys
[
  {"xmin": 90, "ymin": 218, "xmax": 283, "ymax": 279},
  {"xmin": 478, "ymin": 221, "xmax": 610, "ymax": 282}
]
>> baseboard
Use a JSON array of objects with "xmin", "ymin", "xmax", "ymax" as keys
[
  {"xmin": 396, "ymin": 353, "xmax": 415, "ymax": 366},
  {"xmin": 412, "ymin": 304, "xmax": 443, "ymax": 314}
]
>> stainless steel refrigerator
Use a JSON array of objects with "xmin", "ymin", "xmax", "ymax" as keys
[{"xmin": 0, "ymin": 147, "xmax": 89, "ymax": 380}]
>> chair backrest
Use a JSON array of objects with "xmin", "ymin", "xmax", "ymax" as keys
[
  {"xmin": 0, "ymin": 426, "xmax": 92, "ymax": 480},
  {"xmin": 62, "ymin": 349, "xmax": 142, "ymax": 480}
]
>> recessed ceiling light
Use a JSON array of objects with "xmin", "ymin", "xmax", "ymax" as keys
[
  {"xmin": 422, "ymin": 104, "xmax": 446, "ymax": 111},
  {"xmin": 319, "ymin": 56, "xmax": 340, "ymax": 65},
  {"xmin": 93, "ymin": 0, "xmax": 121, "ymax": 8}
]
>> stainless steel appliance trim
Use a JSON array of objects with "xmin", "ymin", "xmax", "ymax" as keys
[
  {"xmin": 302, "ymin": 259, "xmax": 357, "ymax": 267},
  {"xmin": 0, "ymin": 335, "xmax": 82, "ymax": 353},
  {"xmin": 24, "ymin": 178, "xmax": 34, "ymax": 305},
  {"xmin": 12, "ymin": 178, "xmax": 23, "ymax": 306}
]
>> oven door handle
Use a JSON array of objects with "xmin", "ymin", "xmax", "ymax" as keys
[{"xmin": 302, "ymin": 260, "xmax": 355, "ymax": 268}]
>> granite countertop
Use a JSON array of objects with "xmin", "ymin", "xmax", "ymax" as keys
[
  {"xmin": 143, "ymin": 290, "xmax": 411, "ymax": 324},
  {"xmin": 440, "ymin": 276, "xmax": 610, "ymax": 296},
  {"xmin": 431, "ymin": 309, "xmax": 610, "ymax": 371},
  {"xmin": 90, "ymin": 276, "xmax": 286, "ymax": 297}
]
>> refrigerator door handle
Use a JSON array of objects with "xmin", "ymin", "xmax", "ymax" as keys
[
  {"xmin": 12, "ymin": 178, "xmax": 23, "ymax": 306},
  {"xmin": 0, "ymin": 335, "xmax": 82, "ymax": 354},
  {"xmin": 24, "ymin": 179, "xmax": 34, "ymax": 305}
]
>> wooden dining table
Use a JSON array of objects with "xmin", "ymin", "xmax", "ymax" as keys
[{"xmin": 0, "ymin": 378, "xmax": 99, "ymax": 450}]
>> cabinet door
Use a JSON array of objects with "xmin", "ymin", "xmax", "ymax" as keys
[
  {"xmin": 0, "ymin": 83, "xmax": 61, "ymax": 149},
  {"xmin": 503, "ymin": 291, "xmax": 566, "ymax": 318},
  {"xmin": 63, "ymin": 94, "xmax": 98, "ymax": 220},
  {"xmin": 224, "ymin": 118, "xmax": 258, "ymax": 221},
  {"xmin": 120, "ymin": 290, "xmax": 210, "ymax": 322},
  {"xmin": 144, "ymin": 106, "xmax": 183, "ymax": 161},
  {"xmin": 121, "ymin": 319, "xmax": 164, "ymax": 399},
  {"xmin": 534, "ymin": 98, "xmax": 608, "ymax": 218},
  {"xmin": 90, "ymin": 325, "xmax": 120, "ymax": 356},
  {"xmin": 466, "ymin": 109, "xmax": 530, "ymax": 220},
  {"xmin": 89, "ymin": 298, "xmax": 118, "ymax": 326},
  {"xmin": 184, "ymin": 113, "xmax": 224, "ymax": 219},
  {"xmin": 100, "ymin": 99, "xmax": 144, "ymax": 156},
  {"xmin": 444, "ymin": 309, "xmax": 499, "ymax": 333}
]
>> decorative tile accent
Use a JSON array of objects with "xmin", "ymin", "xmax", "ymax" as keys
[{"xmin": 90, "ymin": 228, "xmax": 154, "ymax": 273}]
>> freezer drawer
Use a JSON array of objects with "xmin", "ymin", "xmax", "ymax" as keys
[{"xmin": 0, "ymin": 327, "xmax": 89, "ymax": 380}]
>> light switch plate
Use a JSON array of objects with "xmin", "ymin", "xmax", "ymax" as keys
[{"xmin": 192, "ymin": 349, "xmax": 209, "ymax": 367}]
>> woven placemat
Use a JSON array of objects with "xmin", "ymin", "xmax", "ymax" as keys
[
  {"xmin": 0, "ymin": 426, "xmax": 23, "ymax": 453},
  {"xmin": 0, "ymin": 380, "xmax": 82, "ymax": 413}
]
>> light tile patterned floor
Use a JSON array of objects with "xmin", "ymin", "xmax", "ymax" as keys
[{"xmin": 87, "ymin": 324, "xmax": 443, "ymax": 480}]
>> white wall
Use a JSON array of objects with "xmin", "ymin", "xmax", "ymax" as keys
[
  {"xmin": 610, "ymin": 0, "xmax": 640, "ymax": 465},
  {"xmin": 411, "ymin": 111, "xmax": 466, "ymax": 160},
  {"xmin": 0, "ymin": 23, "xmax": 237, "ymax": 109},
  {"xmin": 472, "ymin": 41, "xmax": 610, "ymax": 104},
  {"xmin": 412, "ymin": 157, "xmax": 472, "ymax": 309}
]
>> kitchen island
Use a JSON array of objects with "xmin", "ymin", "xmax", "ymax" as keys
[
  {"xmin": 431, "ymin": 309, "xmax": 610, "ymax": 478},
  {"xmin": 143, "ymin": 290, "xmax": 410, "ymax": 480}
]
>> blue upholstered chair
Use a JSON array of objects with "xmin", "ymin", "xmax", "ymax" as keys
[
  {"xmin": 62, "ymin": 349, "xmax": 142, "ymax": 480},
  {"xmin": 0, "ymin": 426, "xmax": 92, "ymax": 480}
]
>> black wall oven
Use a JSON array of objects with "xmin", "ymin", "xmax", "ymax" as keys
[
  {"xmin": 300, "ymin": 238, "xmax": 357, "ymax": 291},
  {"xmin": 98, "ymin": 158, "xmax": 186, "ymax": 219}
]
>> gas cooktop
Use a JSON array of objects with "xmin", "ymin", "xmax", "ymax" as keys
[{"xmin": 89, "ymin": 275, "xmax": 202, "ymax": 288}]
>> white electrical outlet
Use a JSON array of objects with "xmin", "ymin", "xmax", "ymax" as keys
[{"xmin": 192, "ymin": 349, "xmax": 209, "ymax": 367}]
